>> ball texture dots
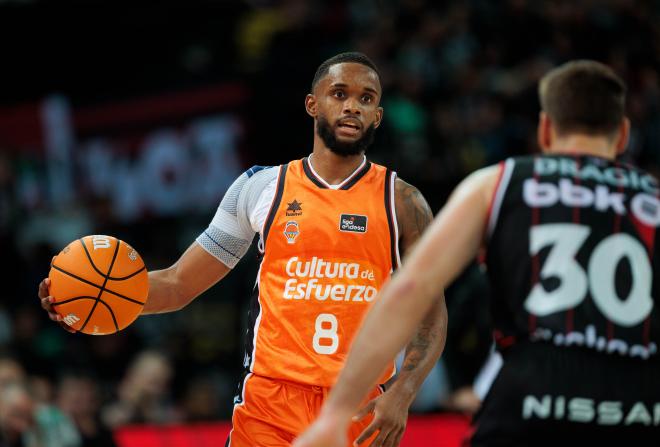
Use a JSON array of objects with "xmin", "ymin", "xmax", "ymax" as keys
[{"xmin": 48, "ymin": 235, "xmax": 149, "ymax": 335}]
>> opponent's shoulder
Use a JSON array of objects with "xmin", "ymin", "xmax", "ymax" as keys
[{"xmin": 449, "ymin": 164, "xmax": 504, "ymax": 213}]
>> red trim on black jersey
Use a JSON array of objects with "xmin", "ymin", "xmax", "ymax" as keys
[
  {"xmin": 529, "ymin": 157, "xmax": 540, "ymax": 334},
  {"xmin": 641, "ymin": 187, "xmax": 658, "ymax": 347},
  {"xmin": 565, "ymin": 156, "xmax": 583, "ymax": 334},
  {"xmin": 607, "ymin": 161, "xmax": 627, "ymax": 340}
]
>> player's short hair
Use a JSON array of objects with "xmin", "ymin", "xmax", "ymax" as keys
[
  {"xmin": 311, "ymin": 52, "xmax": 380, "ymax": 91},
  {"xmin": 539, "ymin": 60, "xmax": 627, "ymax": 138}
]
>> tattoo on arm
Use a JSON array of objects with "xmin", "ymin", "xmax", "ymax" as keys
[
  {"xmin": 393, "ymin": 178, "xmax": 448, "ymax": 385},
  {"xmin": 395, "ymin": 179, "xmax": 434, "ymax": 256},
  {"xmin": 401, "ymin": 317, "xmax": 435, "ymax": 371}
]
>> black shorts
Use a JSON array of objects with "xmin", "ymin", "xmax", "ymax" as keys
[{"xmin": 469, "ymin": 343, "xmax": 660, "ymax": 447}]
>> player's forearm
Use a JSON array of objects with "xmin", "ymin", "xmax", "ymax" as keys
[
  {"xmin": 141, "ymin": 242, "xmax": 232, "ymax": 315},
  {"xmin": 389, "ymin": 296, "xmax": 447, "ymax": 404},
  {"xmin": 322, "ymin": 270, "xmax": 438, "ymax": 420},
  {"xmin": 142, "ymin": 268, "xmax": 193, "ymax": 314}
]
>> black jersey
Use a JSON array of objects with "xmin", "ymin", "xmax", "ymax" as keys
[
  {"xmin": 473, "ymin": 155, "xmax": 660, "ymax": 445},
  {"xmin": 485, "ymin": 154, "xmax": 660, "ymax": 361}
]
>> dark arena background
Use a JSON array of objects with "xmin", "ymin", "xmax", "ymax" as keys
[{"xmin": 1, "ymin": 1, "xmax": 660, "ymax": 446}]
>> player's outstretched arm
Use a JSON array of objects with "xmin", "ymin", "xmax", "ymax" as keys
[
  {"xmin": 294, "ymin": 165, "xmax": 500, "ymax": 447},
  {"xmin": 352, "ymin": 179, "xmax": 447, "ymax": 447},
  {"xmin": 143, "ymin": 166, "xmax": 271, "ymax": 314},
  {"xmin": 142, "ymin": 242, "xmax": 231, "ymax": 314}
]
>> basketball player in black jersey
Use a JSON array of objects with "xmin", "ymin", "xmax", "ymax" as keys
[{"xmin": 295, "ymin": 60, "xmax": 660, "ymax": 446}]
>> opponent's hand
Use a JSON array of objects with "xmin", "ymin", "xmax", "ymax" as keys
[
  {"xmin": 353, "ymin": 387, "xmax": 409, "ymax": 447},
  {"xmin": 38, "ymin": 277, "xmax": 76, "ymax": 333},
  {"xmin": 293, "ymin": 414, "xmax": 347, "ymax": 447}
]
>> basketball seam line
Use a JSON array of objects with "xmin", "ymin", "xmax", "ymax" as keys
[
  {"xmin": 53, "ymin": 297, "xmax": 119, "ymax": 332},
  {"xmin": 79, "ymin": 238, "xmax": 146, "ymax": 280},
  {"xmin": 51, "ymin": 296, "xmax": 97, "ymax": 306},
  {"xmin": 50, "ymin": 265, "xmax": 145, "ymax": 305},
  {"xmin": 79, "ymin": 240, "xmax": 120, "ymax": 333},
  {"xmin": 96, "ymin": 299, "xmax": 119, "ymax": 333}
]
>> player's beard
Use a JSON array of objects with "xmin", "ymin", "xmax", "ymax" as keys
[{"xmin": 316, "ymin": 116, "xmax": 376, "ymax": 157}]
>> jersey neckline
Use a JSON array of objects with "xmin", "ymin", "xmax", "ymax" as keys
[{"xmin": 302, "ymin": 155, "xmax": 372, "ymax": 190}]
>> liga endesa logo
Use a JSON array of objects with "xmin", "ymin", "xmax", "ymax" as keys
[{"xmin": 339, "ymin": 214, "xmax": 367, "ymax": 233}]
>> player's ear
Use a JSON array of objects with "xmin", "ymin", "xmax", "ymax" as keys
[
  {"xmin": 305, "ymin": 94, "xmax": 317, "ymax": 118},
  {"xmin": 373, "ymin": 107, "xmax": 384, "ymax": 129},
  {"xmin": 537, "ymin": 111, "xmax": 552, "ymax": 152},
  {"xmin": 615, "ymin": 117, "xmax": 630, "ymax": 155}
]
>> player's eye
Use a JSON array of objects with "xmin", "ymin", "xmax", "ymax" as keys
[
  {"xmin": 361, "ymin": 94, "xmax": 373, "ymax": 103},
  {"xmin": 333, "ymin": 90, "xmax": 345, "ymax": 99}
]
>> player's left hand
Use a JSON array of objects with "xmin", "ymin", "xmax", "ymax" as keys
[{"xmin": 353, "ymin": 387, "xmax": 409, "ymax": 447}]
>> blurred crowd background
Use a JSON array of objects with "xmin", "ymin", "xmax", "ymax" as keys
[{"xmin": 1, "ymin": 0, "xmax": 660, "ymax": 445}]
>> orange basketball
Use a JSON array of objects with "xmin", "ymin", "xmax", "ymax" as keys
[{"xmin": 48, "ymin": 235, "xmax": 149, "ymax": 335}]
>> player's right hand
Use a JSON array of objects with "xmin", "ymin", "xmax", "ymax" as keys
[{"xmin": 38, "ymin": 278, "xmax": 76, "ymax": 333}]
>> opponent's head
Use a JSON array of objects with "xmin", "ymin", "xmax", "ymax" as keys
[
  {"xmin": 305, "ymin": 52, "xmax": 383, "ymax": 156},
  {"xmin": 538, "ymin": 60, "xmax": 629, "ymax": 156}
]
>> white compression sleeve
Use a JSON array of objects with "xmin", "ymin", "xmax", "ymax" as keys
[{"xmin": 196, "ymin": 166, "xmax": 278, "ymax": 268}]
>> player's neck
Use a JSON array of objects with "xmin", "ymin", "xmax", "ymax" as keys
[
  {"xmin": 308, "ymin": 148, "xmax": 366, "ymax": 186},
  {"xmin": 546, "ymin": 134, "xmax": 617, "ymax": 160}
]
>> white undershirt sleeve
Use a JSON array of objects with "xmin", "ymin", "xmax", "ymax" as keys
[{"xmin": 196, "ymin": 166, "xmax": 278, "ymax": 268}]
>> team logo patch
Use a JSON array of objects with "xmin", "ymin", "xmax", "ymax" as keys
[
  {"xmin": 339, "ymin": 214, "xmax": 368, "ymax": 233},
  {"xmin": 286, "ymin": 199, "xmax": 303, "ymax": 217},
  {"xmin": 284, "ymin": 221, "xmax": 300, "ymax": 244}
]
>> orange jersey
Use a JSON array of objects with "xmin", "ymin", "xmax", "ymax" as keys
[{"xmin": 244, "ymin": 157, "xmax": 399, "ymax": 387}]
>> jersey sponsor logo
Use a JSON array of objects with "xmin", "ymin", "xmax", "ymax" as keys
[
  {"xmin": 523, "ymin": 178, "xmax": 660, "ymax": 226},
  {"xmin": 339, "ymin": 214, "xmax": 367, "ymax": 233},
  {"xmin": 530, "ymin": 324, "xmax": 658, "ymax": 359},
  {"xmin": 534, "ymin": 157, "xmax": 659, "ymax": 194},
  {"xmin": 282, "ymin": 256, "xmax": 378, "ymax": 302},
  {"xmin": 283, "ymin": 221, "xmax": 299, "ymax": 244},
  {"xmin": 523, "ymin": 394, "xmax": 660, "ymax": 426},
  {"xmin": 286, "ymin": 199, "xmax": 303, "ymax": 217}
]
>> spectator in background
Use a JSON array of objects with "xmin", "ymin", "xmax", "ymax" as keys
[
  {"xmin": 0, "ymin": 359, "xmax": 24, "ymax": 390},
  {"xmin": 101, "ymin": 351, "xmax": 179, "ymax": 428},
  {"xmin": 0, "ymin": 381, "xmax": 80, "ymax": 447},
  {"xmin": 57, "ymin": 372, "xmax": 116, "ymax": 447},
  {"xmin": 0, "ymin": 382, "xmax": 33, "ymax": 447}
]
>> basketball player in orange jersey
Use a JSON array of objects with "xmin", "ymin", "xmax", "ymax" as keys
[
  {"xmin": 295, "ymin": 60, "xmax": 660, "ymax": 446},
  {"xmin": 39, "ymin": 52, "xmax": 448, "ymax": 447}
]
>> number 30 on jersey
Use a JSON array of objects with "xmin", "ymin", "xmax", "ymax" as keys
[{"xmin": 525, "ymin": 223, "xmax": 653, "ymax": 327}]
